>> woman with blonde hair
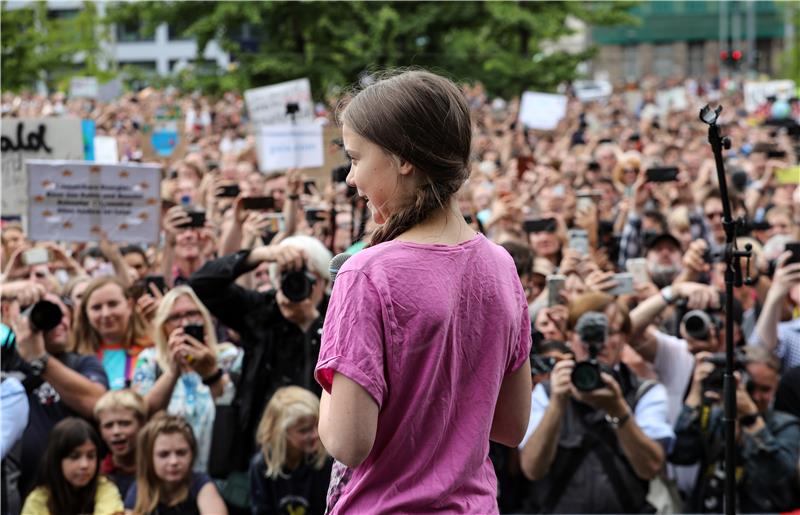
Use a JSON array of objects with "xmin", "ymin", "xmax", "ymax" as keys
[
  {"xmin": 250, "ymin": 386, "xmax": 332, "ymax": 515},
  {"xmin": 71, "ymin": 276, "xmax": 152, "ymax": 390},
  {"xmin": 125, "ymin": 413, "xmax": 226, "ymax": 515},
  {"xmin": 611, "ymin": 152, "xmax": 642, "ymax": 197},
  {"xmin": 131, "ymin": 285, "xmax": 242, "ymax": 473}
]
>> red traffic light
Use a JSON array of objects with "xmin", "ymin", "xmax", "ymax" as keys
[
  {"xmin": 720, "ymin": 51, "xmax": 728, "ymax": 60},
  {"xmin": 732, "ymin": 50, "xmax": 742, "ymax": 61}
]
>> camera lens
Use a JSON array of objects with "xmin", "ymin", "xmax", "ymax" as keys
[
  {"xmin": 25, "ymin": 300, "xmax": 63, "ymax": 332},
  {"xmin": 682, "ymin": 310, "xmax": 712, "ymax": 340},
  {"xmin": 280, "ymin": 270, "xmax": 316, "ymax": 303},
  {"xmin": 571, "ymin": 361, "xmax": 603, "ymax": 392}
]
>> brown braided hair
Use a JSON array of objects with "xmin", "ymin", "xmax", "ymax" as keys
[{"xmin": 339, "ymin": 70, "xmax": 472, "ymax": 246}]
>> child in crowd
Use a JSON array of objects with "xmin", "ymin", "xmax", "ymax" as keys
[
  {"xmin": 21, "ymin": 417, "xmax": 123, "ymax": 515},
  {"xmin": 249, "ymin": 386, "xmax": 332, "ymax": 515},
  {"xmin": 94, "ymin": 389, "xmax": 148, "ymax": 499},
  {"xmin": 125, "ymin": 412, "xmax": 227, "ymax": 515}
]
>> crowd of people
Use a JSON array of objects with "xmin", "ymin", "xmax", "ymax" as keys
[{"xmin": 1, "ymin": 70, "xmax": 799, "ymax": 514}]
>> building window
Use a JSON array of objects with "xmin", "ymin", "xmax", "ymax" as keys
[
  {"xmin": 653, "ymin": 43, "xmax": 674, "ymax": 77},
  {"xmin": 167, "ymin": 24, "xmax": 191, "ymax": 41},
  {"xmin": 116, "ymin": 21, "xmax": 154, "ymax": 43},
  {"xmin": 622, "ymin": 45, "xmax": 639, "ymax": 80},
  {"xmin": 47, "ymin": 8, "xmax": 79, "ymax": 20},
  {"xmin": 688, "ymin": 41, "xmax": 705, "ymax": 77},
  {"xmin": 119, "ymin": 60, "xmax": 157, "ymax": 71}
]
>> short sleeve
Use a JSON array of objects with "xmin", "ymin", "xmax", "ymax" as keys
[
  {"xmin": 75, "ymin": 355, "xmax": 110, "ymax": 389},
  {"xmin": 315, "ymin": 270, "xmax": 388, "ymax": 408},
  {"xmin": 633, "ymin": 383, "xmax": 675, "ymax": 452},
  {"xmin": 508, "ymin": 299, "xmax": 532, "ymax": 374},
  {"xmin": 190, "ymin": 472, "xmax": 212, "ymax": 497},
  {"xmin": 519, "ymin": 383, "xmax": 549, "ymax": 449},
  {"xmin": 131, "ymin": 348, "xmax": 158, "ymax": 396},
  {"xmin": 94, "ymin": 476, "xmax": 124, "ymax": 514}
]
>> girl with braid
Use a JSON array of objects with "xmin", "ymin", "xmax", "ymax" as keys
[{"xmin": 315, "ymin": 70, "xmax": 532, "ymax": 514}]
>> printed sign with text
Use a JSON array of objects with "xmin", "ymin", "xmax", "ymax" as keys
[
  {"xmin": 27, "ymin": 160, "xmax": 161, "ymax": 243},
  {"xmin": 518, "ymin": 92, "xmax": 568, "ymax": 131},
  {"xmin": 1, "ymin": 118, "xmax": 84, "ymax": 217},
  {"xmin": 256, "ymin": 123, "xmax": 324, "ymax": 173},
  {"xmin": 244, "ymin": 78, "xmax": 314, "ymax": 127}
]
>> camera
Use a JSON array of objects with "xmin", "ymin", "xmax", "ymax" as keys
[
  {"xmin": 571, "ymin": 312, "xmax": 613, "ymax": 392},
  {"xmin": 280, "ymin": 267, "xmax": 317, "ymax": 302},
  {"xmin": 21, "ymin": 300, "xmax": 63, "ymax": 333},
  {"xmin": 681, "ymin": 307, "xmax": 724, "ymax": 341},
  {"xmin": 700, "ymin": 350, "xmax": 748, "ymax": 396}
]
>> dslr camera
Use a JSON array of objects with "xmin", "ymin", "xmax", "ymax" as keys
[
  {"xmin": 280, "ymin": 267, "xmax": 317, "ymax": 303},
  {"xmin": 700, "ymin": 350, "xmax": 749, "ymax": 397},
  {"xmin": 571, "ymin": 312, "xmax": 616, "ymax": 392}
]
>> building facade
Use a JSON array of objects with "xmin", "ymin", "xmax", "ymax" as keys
[{"xmin": 590, "ymin": 1, "xmax": 792, "ymax": 83}]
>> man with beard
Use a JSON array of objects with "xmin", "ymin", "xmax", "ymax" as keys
[{"xmin": 644, "ymin": 233, "xmax": 684, "ymax": 288}]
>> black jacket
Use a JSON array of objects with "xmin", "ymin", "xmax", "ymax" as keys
[{"xmin": 189, "ymin": 251, "xmax": 327, "ymax": 466}]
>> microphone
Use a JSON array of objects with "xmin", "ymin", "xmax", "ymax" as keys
[
  {"xmin": 329, "ymin": 253, "xmax": 352, "ymax": 285},
  {"xmin": 575, "ymin": 311, "xmax": 608, "ymax": 347}
]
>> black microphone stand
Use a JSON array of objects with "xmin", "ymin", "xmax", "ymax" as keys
[{"xmin": 699, "ymin": 105, "xmax": 753, "ymax": 515}]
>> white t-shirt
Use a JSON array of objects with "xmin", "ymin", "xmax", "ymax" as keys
[{"xmin": 653, "ymin": 329, "xmax": 695, "ymax": 425}]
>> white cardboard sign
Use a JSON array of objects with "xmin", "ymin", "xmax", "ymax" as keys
[
  {"xmin": 27, "ymin": 160, "xmax": 161, "ymax": 243},
  {"xmin": 518, "ymin": 92, "xmax": 568, "ymax": 131},
  {"xmin": 69, "ymin": 76, "xmax": 100, "ymax": 99},
  {"xmin": 255, "ymin": 123, "xmax": 324, "ymax": 173},
  {"xmin": 93, "ymin": 136, "xmax": 119, "ymax": 164},
  {"xmin": 656, "ymin": 87, "xmax": 689, "ymax": 114},
  {"xmin": 1, "ymin": 118, "xmax": 84, "ymax": 217},
  {"xmin": 743, "ymin": 80, "xmax": 796, "ymax": 113},
  {"xmin": 244, "ymin": 78, "xmax": 314, "ymax": 127}
]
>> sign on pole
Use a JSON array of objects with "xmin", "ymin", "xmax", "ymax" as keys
[
  {"xmin": 27, "ymin": 160, "xmax": 161, "ymax": 243},
  {"xmin": 244, "ymin": 78, "xmax": 314, "ymax": 127},
  {"xmin": 743, "ymin": 80, "xmax": 796, "ymax": 112},
  {"xmin": 1, "ymin": 118, "xmax": 84, "ymax": 217},
  {"xmin": 518, "ymin": 92, "xmax": 568, "ymax": 131},
  {"xmin": 255, "ymin": 123, "xmax": 324, "ymax": 173},
  {"xmin": 69, "ymin": 76, "xmax": 99, "ymax": 99}
]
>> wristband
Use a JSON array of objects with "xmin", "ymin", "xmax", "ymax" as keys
[
  {"xmin": 660, "ymin": 286, "xmax": 675, "ymax": 305},
  {"xmin": 605, "ymin": 409, "xmax": 631, "ymax": 430},
  {"xmin": 201, "ymin": 368, "xmax": 224, "ymax": 386}
]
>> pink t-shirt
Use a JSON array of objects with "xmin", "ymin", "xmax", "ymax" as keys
[{"xmin": 315, "ymin": 233, "xmax": 531, "ymax": 514}]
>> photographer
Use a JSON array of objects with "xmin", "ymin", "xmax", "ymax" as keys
[
  {"xmin": 0, "ymin": 283, "xmax": 109, "ymax": 497},
  {"xmin": 518, "ymin": 293, "xmax": 673, "ymax": 513},
  {"xmin": 672, "ymin": 346, "xmax": 800, "ymax": 512},
  {"xmin": 749, "ymin": 251, "xmax": 800, "ymax": 370},
  {"xmin": 187, "ymin": 235, "xmax": 331, "ymax": 477}
]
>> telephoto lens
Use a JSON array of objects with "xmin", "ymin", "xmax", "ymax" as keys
[
  {"xmin": 23, "ymin": 300, "xmax": 63, "ymax": 332},
  {"xmin": 682, "ymin": 310, "xmax": 713, "ymax": 340},
  {"xmin": 280, "ymin": 268, "xmax": 317, "ymax": 302},
  {"xmin": 571, "ymin": 361, "xmax": 604, "ymax": 392}
]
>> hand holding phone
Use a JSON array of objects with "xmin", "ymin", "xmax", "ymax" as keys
[
  {"xmin": 22, "ymin": 248, "xmax": 50, "ymax": 267},
  {"xmin": 242, "ymin": 196, "xmax": 276, "ymax": 211},
  {"xmin": 547, "ymin": 274, "xmax": 566, "ymax": 307},
  {"xmin": 524, "ymin": 218, "xmax": 557, "ymax": 234},
  {"xmin": 606, "ymin": 272, "xmax": 635, "ymax": 296},
  {"xmin": 183, "ymin": 324, "xmax": 205, "ymax": 344},
  {"xmin": 568, "ymin": 229, "xmax": 590, "ymax": 256},
  {"xmin": 646, "ymin": 166, "xmax": 679, "ymax": 183}
]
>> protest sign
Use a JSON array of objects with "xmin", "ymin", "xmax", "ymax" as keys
[
  {"xmin": 97, "ymin": 78, "xmax": 124, "ymax": 103},
  {"xmin": 70, "ymin": 76, "xmax": 99, "ymax": 99},
  {"xmin": 518, "ymin": 92, "xmax": 568, "ymax": 131},
  {"xmin": 93, "ymin": 137, "xmax": 119, "ymax": 163},
  {"xmin": 27, "ymin": 160, "xmax": 161, "ymax": 243},
  {"xmin": 255, "ymin": 123, "xmax": 324, "ymax": 173},
  {"xmin": 743, "ymin": 80, "xmax": 796, "ymax": 112},
  {"xmin": 244, "ymin": 78, "xmax": 314, "ymax": 127},
  {"xmin": 574, "ymin": 80, "xmax": 613, "ymax": 102},
  {"xmin": 142, "ymin": 120, "xmax": 186, "ymax": 160},
  {"xmin": 1, "ymin": 118, "xmax": 84, "ymax": 217},
  {"xmin": 656, "ymin": 87, "xmax": 689, "ymax": 114}
]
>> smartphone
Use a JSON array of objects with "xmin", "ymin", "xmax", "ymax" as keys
[
  {"xmin": 626, "ymin": 258, "xmax": 649, "ymax": 284},
  {"xmin": 22, "ymin": 247, "xmax": 50, "ymax": 266},
  {"xmin": 787, "ymin": 242, "xmax": 800, "ymax": 265},
  {"xmin": 767, "ymin": 150, "xmax": 787, "ymax": 159},
  {"xmin": 216, "ymin": 184, "xmax": 240, "ymax": 198},
  {"xmin": 144, "ymin": 275, "xmax": 167, "ymax": 295},
  {"xmin": 547, "ymin": 274, "xmax": 566, "ymax": 307},
  {"xmin": 646, "ymin": 166, "xmax": 679, "ymax": 182},
  {"xmin": 568, "ymin": 229, "xmax": 590, "ymax": 255},
  {"xmin": 303, "ymin": 180, "xmax": 316, "ymax": 196},
  {"xmin": 183, "ymin": 324, "xmax": 205, "ymax": 344},
  {"xmin": 178, "ymin": 211, "xmax": 206, "ymax": 229},
  {"xmin": 241, "ymin": 196, "xmax": 275, "ymax": 211},
  {"xmin": 607, "ymin": 272, "xmax": 635, "ymax": 296},
  {"xmin": 305, "ymin": 208, "xmax": 325, "ymax": 225},
  {"xmin": 523, "ymin": 218, "xmax": 557, "ymax": 233}
]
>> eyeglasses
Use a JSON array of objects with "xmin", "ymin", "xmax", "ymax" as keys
[{"xmin": 164, "ymin": 310, "xmax": 203, "ymax": 326}]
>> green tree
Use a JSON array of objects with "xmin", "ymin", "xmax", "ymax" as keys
[
  {"xmin": 107, "ymin": 1, "xmax": 636, "ymax": 98},
  {"xmin": 1, "ymin": 1, "xmax": 110, "ymax": 92}
]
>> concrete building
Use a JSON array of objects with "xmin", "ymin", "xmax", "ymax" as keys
[{"xmin": 589, "ymin": 1, "xmax": 792, "ymax": 83}]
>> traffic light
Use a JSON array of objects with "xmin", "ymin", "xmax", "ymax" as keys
[{"xmin": 720, "ymin": 49, "xmax": 743, "ymax": 69}]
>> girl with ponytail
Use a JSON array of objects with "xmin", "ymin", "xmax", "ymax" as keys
[{"xmin": 315, "ymin": 69, "xmax": 532, "ymax": 514}]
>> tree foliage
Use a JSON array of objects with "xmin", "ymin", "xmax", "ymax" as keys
[
  {"xmin": 1, "ymin": 1, "xmax": 110, "ymax": 92},
  {"xmin": 106, "ymin": 0, "xmax": 636, "ymax": 98}
]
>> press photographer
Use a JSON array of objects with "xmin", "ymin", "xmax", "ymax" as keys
[
  {"xmin": 0, "ymin": 281, "xmax": 108, "ymax": 497},
  {"xmin": 187, "ymin": 236, "xmax": 332, "ymax": 484},
  {"xmin": 518, "ymin": 293, "xmax": 673, "ymax": 513},
  {"xmin": 672, "ymin": 346, "xmax": 800, "ymax": 512}
]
